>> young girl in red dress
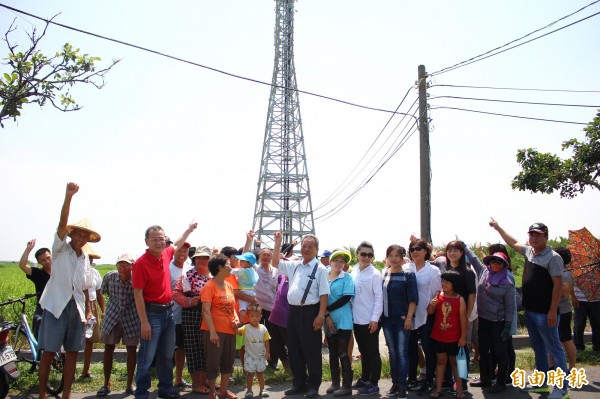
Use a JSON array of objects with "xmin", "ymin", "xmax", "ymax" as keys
[{"xmin": 427, "ymin": 270, "xmax": 467, "ymax": 399}]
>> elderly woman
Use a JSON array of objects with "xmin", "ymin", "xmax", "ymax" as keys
[
  {"xmin": 201, "ymin": 254, "xmax": 240, "ymax": 399},
  {"xmin": 172, "ymin": 246, "xmax": 212, "ymax": 394},
  {"xmin": 471, "ymin": 252, "xmax": 516, "ymax": 393},
  {"xmin": 324, "ymin": 249, "xmax": 355, "ymax": 397}
]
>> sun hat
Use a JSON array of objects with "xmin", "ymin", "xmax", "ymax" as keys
[
  {"xmin": 83, "ymin": 243, "xmax": 101, "ymax": 260},
  {"xmin": 67, "ymin": 218, "xmax": 101, "ymax": 243},
  {"xmin": 483, "ymin": 252, "xmax": 509, "ymax": 267},
  {"xmin": 235, "ymin": 252, "xmax": 257, "ymax": 266},
  {"xmin": 192, "ymin": 245, "xmax": 211, "ymax": 258},
  {"xmin": 329, "ymin": 249, "xmax": 351, "ymax": 264},
  {"xmin": 116, "ymin": 253, "xmax": 135, "ymax": 264},
  {"xmin": 528, "ymin": 222, "xmax": 548, "ymax": 235}
]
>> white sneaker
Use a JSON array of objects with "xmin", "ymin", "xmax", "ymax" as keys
[{"xmin": 548, "ymin": 387, "xmax": 568, "ymax": 399}]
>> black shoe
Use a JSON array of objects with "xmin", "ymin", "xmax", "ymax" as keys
[
  {"xmin": 268, "ymin": 361, "xmax": 280, "ymax": 371},
  {"xmin": 417, "ymin": 382, "xmax": 434, "ymax": 396},
  {"xmin": 285, "ymin": 387, "xmax": 308, "ymax": 396},
  {"xmin": 397, "ymin": 388, "xmax": 407, "ymax": 399},
  {"xmin": 351, "ymin": 379, "xmax": 367, "ymax": 390},
  {"xmin": 387, "ymin": 384, "xmax": 399, "ymax": 397},
  {"xmin": 305, "ymin": 389, "xmax": 319, "ymax": 398},
  {"xmin": 488, "ymin": 384, "xmax": 506, "ymax": 394},
  {"xmin": 158, "ymin": 391, "xmax": 180, "ymax": 399},
  {"xmin": 471, "ymin": 380, "xmax": 492, "ymax": 388},
  {"xmin": 407, "ymin": 381, "xmax": 421, "ymax": 391}
]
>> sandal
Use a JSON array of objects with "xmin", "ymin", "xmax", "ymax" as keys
[
  {"xmin": 429, "ymin": 391, "xmax": 444, "ymax": 399},
  {"xmin": 217, "ymin": 390, "xmax": 238, "ymax": 399},
  {"xmin": 97, "ymin": 386, "xmax": 111, "ymax": 397},
  {"xmin": 193, "ymin": 386, "xmax": 210, "ymax": 395}
]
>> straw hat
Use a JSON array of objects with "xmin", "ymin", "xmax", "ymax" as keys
[
  {"xmin": 83, "ymin": 243, "xmax": 101, "ymax": 260},
  {"xmin": 67, "ymin": 218, "xmax": 101, "ymax": 243}
]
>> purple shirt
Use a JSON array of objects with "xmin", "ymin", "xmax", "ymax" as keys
[{"xmin": 268, "ymin": 275, "xmax": 289, "ymax": 328}]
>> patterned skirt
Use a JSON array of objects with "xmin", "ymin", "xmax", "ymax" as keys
[{"xmin": 182, "ymin": 305, "xmax": 206, "ymax": 373}]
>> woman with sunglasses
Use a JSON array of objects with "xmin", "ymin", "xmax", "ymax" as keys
[
  {"xmin": 470, "ymin": 252, "xmax": 516, "ymax": 393},
  {"xmin": 350, "ymin": 241, "xmax": 383, "ymax": 395},
  {"xmin": 404, "ymin": 239, "xmax": 441, "ymax": 396}
]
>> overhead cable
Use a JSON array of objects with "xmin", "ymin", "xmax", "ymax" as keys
[
  {"xmin": 430, "ymin": 84, "xmax": 600, "ymax": 93},
  {"xmin": 429, "ymin": 96, "xmax": 600, "ymax": 108},
  {"xmin": 0, "ymin": 3, "xmax": 403, "ymax": 116},
  {"xmin": 429, "ymin": 106, "xmax": 587, "ymax": 125},
  {"xmin": 431, "ymin": 0, "xmax": 600, "ymax": 76}
]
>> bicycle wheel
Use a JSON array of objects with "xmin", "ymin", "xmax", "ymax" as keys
[
  {"xmin": 10, "ymin": 326, "xmax": 36, "ymax": 371},
  {"xmin": 46, "ymin": 351, "xmax": 65, "ymax": 395}
]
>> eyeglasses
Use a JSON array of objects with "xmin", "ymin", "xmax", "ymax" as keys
[
  {"xmin": 359, "ymin": 252, "xmax": 374, "ymax": 258},
  {"xmin": 490, "ymin": 259, "xmax": 505, "ymax": 266},
  {"xmin": 409, "ymin": 247, "xmax": 425, "ymax": 253}
]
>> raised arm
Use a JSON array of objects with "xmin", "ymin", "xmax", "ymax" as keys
[
  {"xmin": 272, "ymin": 230, "xmax": 283, "ymax": 267},
  {"xmin": 489, "ymin": 217, "xmax": 524, "ymax": 253},
  {"xmin": 58, "ymin": 183, "xmax": 79, "ymax": 240},
  {"xmin": 18, "ymin": 239, "xmax": 36, "ymax": 275},
  {"xmin": 243, "ymin": 230, "xmax": 255, "ymax": 253},
  {"xmin": 173, "ymin": 221, "xmax": 198, "ymax": 251},
  {"xmin": 463, "ymin": 242, "xmax": 485, "ymax": 277}
]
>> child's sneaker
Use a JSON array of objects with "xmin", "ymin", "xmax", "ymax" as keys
[
  {"xmin": 244, "ymin": 390, "xmax": 254, "ymax": 399},
  {"xmin": 259, "ymin": 390, "xmax": 269, "ymax": 398}
]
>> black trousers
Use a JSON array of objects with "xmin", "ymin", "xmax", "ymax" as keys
[
  {"xmin": 408, "ymin": 315, "xmax": 436, "ymax": 384},
  {"xmin": 478, "ymin": 318, "xmax": 509, "ymax": 385},
  {"xmin": 287, "ymin": 304, "xmax": 322, "ymax": 390},
  {"xmin": 353, "ymin": 323, "xmax": 381, "ymax": 386},
  {"xmin": 261, "ymin": 309, "xmax": 287, "ymax": 363}
]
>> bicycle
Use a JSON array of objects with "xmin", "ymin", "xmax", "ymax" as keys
[{"xmin": 0, "ymin": 294, "xmax": 64, "ymax": 398}]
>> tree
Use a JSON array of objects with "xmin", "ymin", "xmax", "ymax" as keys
[
  {"xmin": 511, "ymin": 110, "xmax": 600, "ymax": 198},
  {"xmin": 0, "ymin": 18, "xmax": 120, "ymax": 127}
]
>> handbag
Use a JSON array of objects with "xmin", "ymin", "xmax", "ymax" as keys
[{"xmin": 456, "ymin": 347, "xmax": 468, "ymax": 379}]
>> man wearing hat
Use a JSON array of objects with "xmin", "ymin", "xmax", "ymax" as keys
[
  {"xmin": 133, "ymin": 222, "xmax": 197, "ymax": 399},
  {"xmin": 38, "ymin": 182, "xmax": 99, "ymax": 399},
  {"xmin": 320, "ymin": 250, "xmax": 332, "ymax": 267},
  {"xmin": 489, "ymin": 219, "xmax": 568, "ymax": 399}
]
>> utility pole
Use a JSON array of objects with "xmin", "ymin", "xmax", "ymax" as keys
[{"xmin": 418, "ymin": 65, "xmax": 431, "ymax": 242}]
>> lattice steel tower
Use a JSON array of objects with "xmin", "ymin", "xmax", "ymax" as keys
[{"xmin": 252, "ymin": 0, "xmax": 315, "ymax": 249}]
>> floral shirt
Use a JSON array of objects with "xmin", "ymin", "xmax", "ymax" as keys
[{"xmin": 172, "ymin": 267, "xmax": 211, "ymax": 307}]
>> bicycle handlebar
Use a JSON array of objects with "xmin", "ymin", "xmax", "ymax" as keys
[{"xmin": 0, "ymin": 293, "xmax": 37, "ymax": 307}]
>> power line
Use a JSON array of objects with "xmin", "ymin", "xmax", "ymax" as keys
[
  {"xmin": 430, "ymin": 106, "xmax": 587, "ymax": 125},
  {"xmin": 0, "ymin": 3, "xmax": 401, "ymax": 116},
  {"xmin": 430, "ymin": 84, "xmax": 600, "ymax": 93},
  {"xmin": 429, "ymin": 96, "xmax": 600, "ymax": 108},
  {"xmin": 431, "ymin": 0, "xmax": 600, "ymax": 76}
]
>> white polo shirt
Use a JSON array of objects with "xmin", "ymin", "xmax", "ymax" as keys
[{"xmin": 40, "ymin": 233, "xmax": 92, "ymax": 321}]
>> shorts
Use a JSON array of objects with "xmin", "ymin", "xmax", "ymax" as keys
[
  {"xmin": 86, "ymin": 300, "xmax": 101, "ymax": 343},
  {"xmin": 38, "ymin": 298, "xmax": 85, "ymax": 352},
  {"xmin": 431, "ymin": 338, "xmax": 459, "ymax": 356},
  {"xmin": 175, "ymin": 324, "xmax": 184, "ymax": 349},
  {"xmin": 237, "ymin": 289, "xmax": 256, "ymax": 312},
  {"xmin": 101, "ymin": 320, "xmax": 139, "ymax": 346},
  {"xmin": 558, "ymin": 311, "xmax": 573, "ymax": 342},
  {"xmin": 244, "ymin": 355, "xmax": 267, "ymax": 373}
]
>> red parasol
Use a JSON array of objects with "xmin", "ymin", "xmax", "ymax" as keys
[{"xmin": 567, "ymin": 227, "xmax": 600, "ymax": 301}]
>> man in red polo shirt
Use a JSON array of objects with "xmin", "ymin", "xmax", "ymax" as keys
[{"xmin": 133, "ymin": 222, "xmax": 197, "ymax": 399}]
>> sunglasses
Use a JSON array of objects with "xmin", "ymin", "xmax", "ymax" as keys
[
  {"xmin": 409, "ymin": 247, "xmax": 425, "ymax": 253},
  {"xmin": 490, "ymin": 259, "xmax": 505, "ymax": 266},
  {"xmin": 359, "ymin": 252, "xmax": 374, "ymax": 258}
]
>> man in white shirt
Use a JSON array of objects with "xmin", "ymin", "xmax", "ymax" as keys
[
  {"xmin": 38, "ymin": 183, "xmax": 98, "ymax": 399},
  {"xmin": 273, "ymin": 231, "xmax": 329, "ymax": 399},
  {"xmin": 350, "ymin": 241, "xmax": 383, "ymax": 395}
]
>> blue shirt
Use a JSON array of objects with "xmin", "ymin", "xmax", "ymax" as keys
[
  {"xmin": 381, "ymin": 269, "xmax": 418, "ymax": 320},
  {"xmin": 327, "ymin": 270, "xmax": 355, "ymax": 330}
]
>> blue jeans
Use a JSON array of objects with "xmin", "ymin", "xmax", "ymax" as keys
[
  {"xmin": 135, "ymin": 307, "xmax": 176, "ymax": 399},
  {"xmin": 382, "ymin": 318, "xmax": 410, "ymax": 388},
  {"xmin": 525, "ymin": 311, "xmax": 567, "ymax": 374}
]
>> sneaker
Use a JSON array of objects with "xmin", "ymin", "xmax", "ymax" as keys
[
  {"xmin": 519, "ymin": 383, "xmax": 549, "ymax": 394},
  {"xmin": 358, "ymin": 383, "xmax": 379, "ymax": 396},
  {"xmin": 548, "ymin": 387, "xmax": 568, "ymax": 399},
  {"xmin": 387, "ymin": 384, "xmax": 399, "ymax": 397},
  {"xmin": 417, "ymin": 382, "xmax": 434, "ymax": 396},
  {"xmin": 245, "ymin": 390, "xmax": 254, "ymax": 399},
  {"xmin": 397, "ymin": 388, "xmax": 407, "ymax": 399},
  {"xmin": 260, "ymin": 390, "xmax": 269, "ymax": 398},
  {"xmin": 407, "ymin": 381, "xmax": 421, "ymax": 391},
  {"xmin": 352, "ymin": 379, "xmax": 367, "ymax": 390}
]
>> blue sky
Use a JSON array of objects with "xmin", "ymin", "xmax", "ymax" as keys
[{"xmin": 1, "ymin": 0, "xmax": 599, "ymax": 263}]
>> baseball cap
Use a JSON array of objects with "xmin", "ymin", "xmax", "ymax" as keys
[
  {"xmin": 192, "ymin": 245, "xmax": 211, "ymax": 258},
  {"xmin": 235, "ymin": 252, "xmax": 257, "ymax": 266},
  {"xmin": 321, "ymin": 250, "xmax": 332, "ymax": 258},
  {"xmin": 116, "ymin": 253, "xmax": 135, "ymax": 264},
  {"xmin": 528, "ymin": 223, "xmax": 548, "ymax": 234},
  {"xmin": 165, "ymin": 236, "xmax": 173, "ymax": 244}
]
